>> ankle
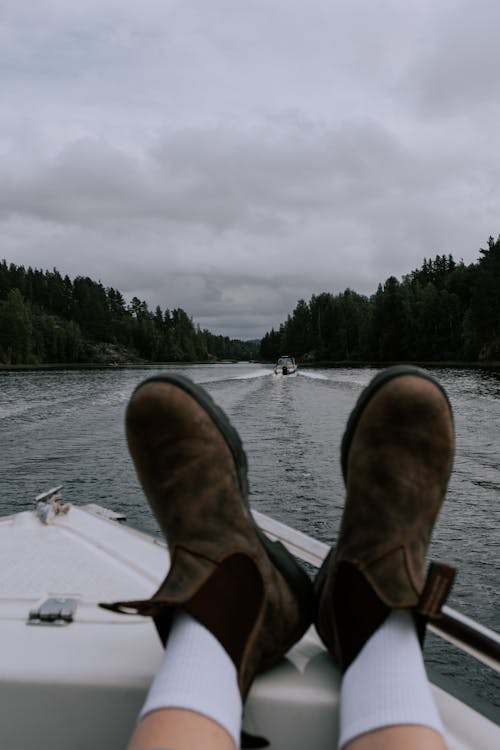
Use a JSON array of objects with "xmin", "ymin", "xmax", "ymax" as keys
[{"xmin": 339, "ymin": 610, "xmax": 445, "ymax": 749}]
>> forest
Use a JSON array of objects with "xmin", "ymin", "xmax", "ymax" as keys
[
  {"xmin": 261, "ymin": 236, "xmax": 500, "ymax": 364},
  {"xmin": 1, "ymin": 235, "xmax": 499, "ymax": 366},
  {"xmin": 0, "ymin": 262, "xmax": 259, "ymax": 365}
]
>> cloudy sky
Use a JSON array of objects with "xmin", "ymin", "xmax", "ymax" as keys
[{"xmin": 2, "ymin": 1, "xmax": 500, "ymax": 339}]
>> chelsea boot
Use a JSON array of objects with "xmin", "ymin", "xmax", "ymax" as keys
[
  {"xmin": 101, "ymin": 375, "xmax": 314, "ymax": 698},
  {"xmin": 315, "ymin": 365, "xmax": 456, "ymax": 672}
]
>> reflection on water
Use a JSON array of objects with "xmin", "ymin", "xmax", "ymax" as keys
[{"xmin": 0, "ymin": 363, "xmax": 499, "ymax": 705}]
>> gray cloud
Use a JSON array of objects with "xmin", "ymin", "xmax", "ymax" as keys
[
  {"xmin": 1, "ymin": 1, "xmax": 499, "ymax": 339},
  {"xmin": 403, "ymin": 0, "xmax": 500, "ymax": 117}
]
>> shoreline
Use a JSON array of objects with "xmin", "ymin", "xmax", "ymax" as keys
[
  {"xmin": 297, "ymin": 359, "xmax": 500, "ymax": 370},
  {"xmin": 1, "ymin": 359, "xmax": 500, "ymax": 373},
  {"xmin": 0, "ymin": 359, "xmax": 243, "ymax": 372}
]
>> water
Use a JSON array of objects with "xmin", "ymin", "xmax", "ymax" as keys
[{"xmin": 1, "ymin": 363, "xmax": 499, "ymax": 707}]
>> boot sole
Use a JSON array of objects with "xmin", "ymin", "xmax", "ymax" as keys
[
  {"xmin": 340, "ymin": 365, "xmax": 453, "ymax": 480},
  {"xmin": 133, "ymin": 375, "xmax": 315, "ymax": 630}
]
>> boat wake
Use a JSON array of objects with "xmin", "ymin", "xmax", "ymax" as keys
[
  {"xmin": 231, "ymin": 369, "xmax": 271, "ymax": 380},
  {"xmin": 299, "ymin": 371, "xmax": 329, "ymax": 380}
]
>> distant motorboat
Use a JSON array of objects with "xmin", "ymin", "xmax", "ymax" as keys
[{"xmin": 274, "ymin": 356, "xmax": 297, "ymax": 376}]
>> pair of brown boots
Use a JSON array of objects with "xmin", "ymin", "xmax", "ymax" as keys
[{"xmin": 102, "ymin": 366, "xmax": 455, "ymax": 699}]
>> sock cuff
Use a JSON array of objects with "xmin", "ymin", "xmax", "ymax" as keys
[
  {"xmin": 139, "ymin": 611, "xmax": 242, "ymax": 748},
  {"xmin": 339, "ymin": 611, "xmax": 444, "ymax": 749}
]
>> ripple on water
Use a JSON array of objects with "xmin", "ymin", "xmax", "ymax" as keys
[{"xmin": 0, "ymin": 364, "xmax": 498, "ymax": 707}]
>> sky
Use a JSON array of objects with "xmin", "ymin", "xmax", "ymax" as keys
[{"xmin": 1, "ymin": 0, "xmax": 500, "ymax": 340}]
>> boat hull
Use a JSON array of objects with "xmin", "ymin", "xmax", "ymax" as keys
[{"xmin": 0, "ymin": 504, "xmax": 498, "ymax": 749}]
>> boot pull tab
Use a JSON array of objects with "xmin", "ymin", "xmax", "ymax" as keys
[{"xmin": 417, "ymin": 561, "xmax": 456, "ymax": 619}]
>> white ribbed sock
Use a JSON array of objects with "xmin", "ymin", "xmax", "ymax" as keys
[
  {"xmin": 139, "ymin": 610, "xmax": 242, "ymax": 748},
  {"xmin": 338, "ymin": 610, "xmax": 444, "ymax": 749}
]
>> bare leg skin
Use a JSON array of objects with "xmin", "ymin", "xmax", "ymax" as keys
[
  {"xmin": 337, "ymin": 611, "xmax": 448, "ymax": 750},
  {"xmin": 128, "ymin": 708, "xmax": 236, "ymax": 750},
  {"xmin": 345, "ymin": 724, "xmax": 448, "ymax": 750}
]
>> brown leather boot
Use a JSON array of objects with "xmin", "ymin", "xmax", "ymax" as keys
[
  {"xmin": 315, "ymin": 365, "xmax": 456, "ymax": 673},
  {"xmin": 101, "ymin": 375, "xmax": 314, "ymax": 698}
]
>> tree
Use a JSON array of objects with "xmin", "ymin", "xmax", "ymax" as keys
[
  {"xmin": 282, "ymin": 299, "xmax": 311, "ymax": 356},
  {"xmin": 73, "ymin": 276, "xmax": 112, "ymax": 339},
  {"xmin": 260, "ymin": 328, "xmax": 282, "ymax": 360},
  {"xmin": 468, "ymin": 236, "xmax": 500, "ymax": 359},
  {"xmin": 0, "ymin": 289, "xmax": 33, "ymax": 364},
  {"xmin": 369, "ymin": 277, "xmax": 410, "ymax": 360}
]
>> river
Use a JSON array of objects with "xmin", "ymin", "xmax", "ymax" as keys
[{"xmin": 0, "ymin": 363, "xmax": 499, "ymax": 708}]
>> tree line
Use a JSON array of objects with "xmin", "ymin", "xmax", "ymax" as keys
[
  {"xmin": 0, "ymin": 261, "xmax": 259, "ymax": 365},
  {"xmin": 3, "ymin": 235, "xmax": 499, "ymax": 367},
  {"xmin": 261, "ymin": 236, "xmax": 500, "ymax": 363}
]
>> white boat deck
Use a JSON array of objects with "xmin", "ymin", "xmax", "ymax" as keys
[{"xmin": 0, "ymin": 504, "xmax": 498, "ymax": 749}]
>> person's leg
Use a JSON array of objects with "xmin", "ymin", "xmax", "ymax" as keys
[
  {"xmin": 129, "ymin": 710, "xmax": 235, "ymax": 750},
  {"xmin": 345, "ymin": 726, "xmax": 447, "ymax": 750},
  {"xmin": 339, "ymin": 610, "xmax": 447, "ymax": 750},
  {"xmin": 100, "ymin": 375, "xmax": 314, "ymax": 750},
  {"xmin": 128, "ymin": 611, "xmax": 241, "ymax": 750},
  {"xmin": 315, "ymin": 366, "xmax": 455, "ymax": 750}
]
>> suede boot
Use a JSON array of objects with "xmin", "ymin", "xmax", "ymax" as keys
[
  {"xmin": 101, "ymin": 375, "xmax": 314, "ymax": 698},
  {"xmin": 315, "ymin": 366, "xmax": 456, "ymax": 673}
]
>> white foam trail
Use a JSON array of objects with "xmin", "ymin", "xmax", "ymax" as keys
[
  {"xmin": 232, "ymin": 368, "xmax": 272, "ymax": 380},
  {"xmin": 299, "ymin": 371, "xmax": 329, "ymax": 380}
]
